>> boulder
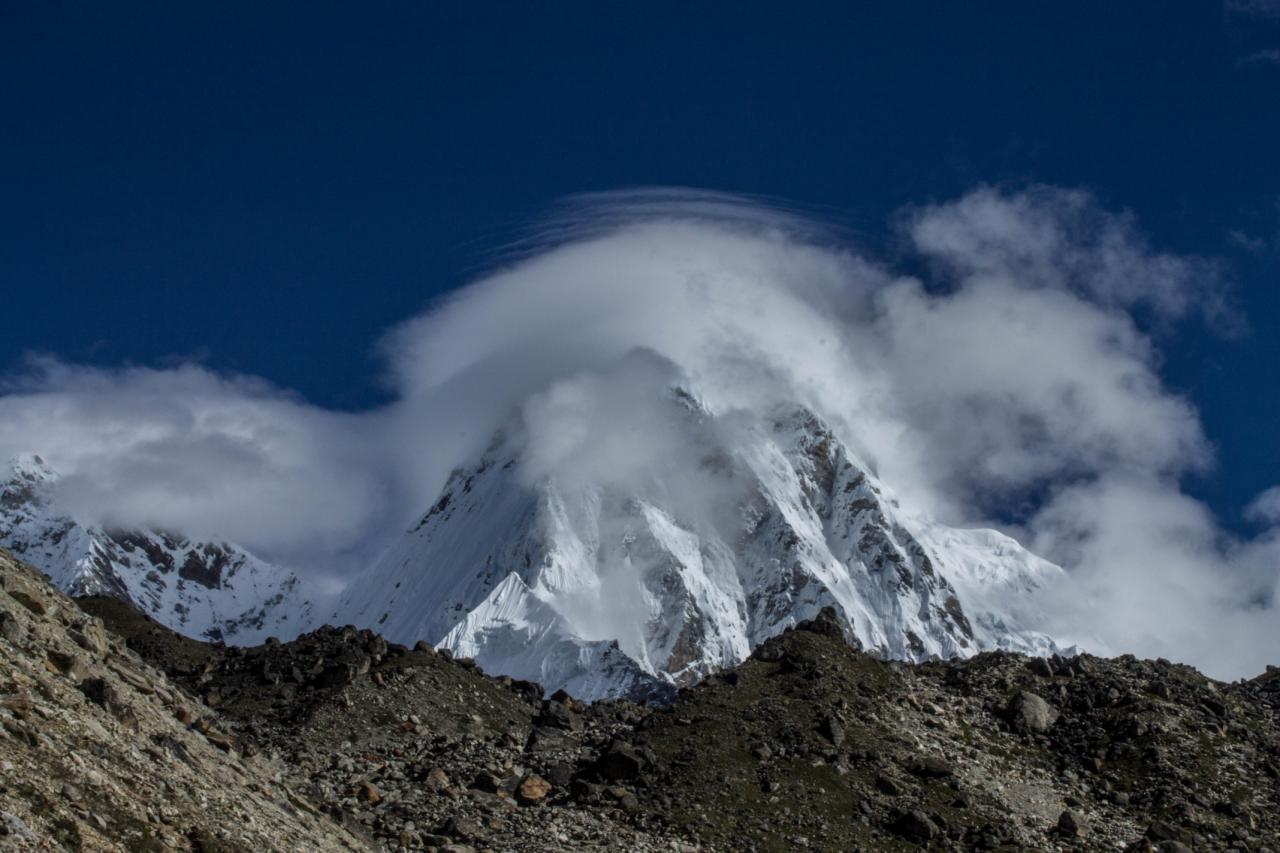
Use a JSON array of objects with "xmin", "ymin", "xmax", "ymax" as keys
[
  {"xmin": 875, "ymin": 773, "xmax": 905, "ymax": 796},
  {"xmin": 7, "ymin": 589, "xmax": 45, "ymax": 616},
  {"xmin": 69, "ymin": 620, "xmax": 108, "ymax": 659},
  {"xmin": 469, "ymin": 771, "xmax": 503, "ymax": 794},
  {"xmin": 516, "ymin": 774, "xmax": 552, "ymax": 804},
  {"xmin": 0, "ymin": 610, "xmax": 22, "ymax": 644},
  {"xmin": 423, "ymin": 767, "xmax": 451, "ymax": 792},
  {"xmin": 595, "ymin": 741, "xmax": 645, "ymax": 781},
  {"xmin": 45, "ymin": 650, "xmax": 88, "ymax": 682},
  {"xmin": 442, "ymin": 815, "xmax": 485, "ymax": 841},
  {"xmin": 544, "ymin": 763, "xmax": 575, "ymax": 787},
  {"xmin": 1027, "ymin": 657, "xmax": 1054, "ymax": 677},
  {"xmin": 78, "ymin": 678, "xmax": 128, "ymax": 720},
  {"xmin": 537, "ymin": 699, "xmax": 581, "ymax": 731},
  {"xmin": 604, "ymin": 786, "xmax": 640, "ymax": 813},
  {"xmin": 820, "ymin": 714, "xmax": 845, "ymax": 747},
  {"xmin": 909, "ymin": 755, "xmax": 953, "ymax": 778},
  {"xmin": 1005, "ymin": 691, "xmax": 1058, "ymax": 733},
  {"xmin": 888, "ymin": 808, "xmax": 936, "ymax": 844},
  {"xmin": 1057, "ymin": 810, "xmax": 1087, "ymax": 837},
  {"xmin": 1145, "ymin": 820, "xmax": 1184, "ymax": 843}
]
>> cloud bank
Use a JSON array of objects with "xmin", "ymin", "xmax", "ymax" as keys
[
  {"xmin": 1, "ymin": 186, "xmax": 1276, "ymax": 678},
  {"xmin": 0, "ymin": 358, "xmax": 395, "ymax": 572}
]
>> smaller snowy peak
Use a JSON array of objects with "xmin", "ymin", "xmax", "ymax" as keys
[
  {"xmin": 1, "ymin": 454, "xmax": 57, "ymax": 509},
  {"xmin": 5, "ymin": 452, "xmax": 55, "ymax": 481},
  {"xmin": 0, "ymin": 455, "xmax": 313, "ymax": 645},
  {"xmin": 0, "ymin": 457, "xmax": 86, "ymax": 586}
]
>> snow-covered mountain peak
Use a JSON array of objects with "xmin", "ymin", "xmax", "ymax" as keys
[
  {"xmin": 5, "ymin": 452, "xmax": 55, "ymax": 481},
  {"xmin": 0, "ymin": 455, "xmax": 313, "ymax": 645},
  {"xmin": 1, "ymin": 359, "xmax": 1070, "ymax": 700},
  {"xmin": 2, "ymin": 454, "xmax": 58, "ymax": 507},
  {"xmin": 336, "ymin": 381, "xmax": 1065, "ymax": 700}
]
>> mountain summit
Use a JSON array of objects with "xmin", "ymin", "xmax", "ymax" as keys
[
  {"xmin": 335, "ymin": 363, "xmax": 1065, "ymax": 700},
  {"xmin": 2, "ymin": 360, "xmax": 1071, "ymax": 699},
  {"xmin": 0, "ymin": 454, "xmax": 312, "ymax": 644}
]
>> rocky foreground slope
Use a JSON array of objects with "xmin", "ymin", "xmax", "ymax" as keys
[
  {"xmin": 0, "ymin": 549, "xmax": 362, "ymax": 852},
  {"xmin": 3, "ymin": 546, "xmax": 1279, "ymax": 852}
]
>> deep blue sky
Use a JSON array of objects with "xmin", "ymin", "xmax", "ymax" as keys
[{"xmin": 2, "ymin": 2, "xmax": 1277, "ymax": 525}]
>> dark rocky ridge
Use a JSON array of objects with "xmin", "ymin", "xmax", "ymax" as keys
[
  {"xmin": 2, "ymin": 543, "xmax": 1276, "ymax": 851},
  {"xmin": 64, "ymin": 587, "xmax": 1280, "ymax": 852}
]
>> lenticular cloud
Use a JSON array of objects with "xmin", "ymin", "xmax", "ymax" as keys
[{"xmin": 1, "ymin": 186, "xmax": 1276, "ymax": 677}]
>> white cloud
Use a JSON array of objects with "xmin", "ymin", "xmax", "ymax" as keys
[
  {"xmin": 905, "ymin": 186, "xmax": 1234, "ymax": 329},
  {"xmin": 1227, "ymin": 0, "xmax": 1280, "ymax": 18},
  {"xmin": 1032, "ymin": 475, "xmax": 1279, "ymax": 679},
  {"xmin": 1228, "ymin": 228, "xmax": 1268, "ymax": 251},
  {"xmin": 868, "ymin": 269, "xmax": 1209, "ymax": 514},
  {"xmin": 1247, "ymin": 486, "xmax": 1280, "ymax": 523},
  {"xmin": 1239, "ymin": 48, "xmax": 1280, "ymax": 65},
  {"xmin": 1, "ymin": 186, "xmax": 1275, "ymax": 678},
  {"xmin": 0, "ymin": 357, "xmax": 395, "ymax": 574}
]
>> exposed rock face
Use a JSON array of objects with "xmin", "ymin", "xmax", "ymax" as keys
[
  {"xmin": 336, "ymin": 387, "xmax": 1065, "ymax": 700},
  {"xmin": 0, "ymin": 454, "xmax": 313, "ymax": 644}
]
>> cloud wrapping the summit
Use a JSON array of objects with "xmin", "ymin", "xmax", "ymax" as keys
[{"xmin": 1, "ymin": 186, "xmax": 1276, "ymax": 677}]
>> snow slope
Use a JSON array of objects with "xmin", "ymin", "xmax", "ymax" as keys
[{"xmin": 0, "ymin": 454, "xmax": 312, "ymax": 644}]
